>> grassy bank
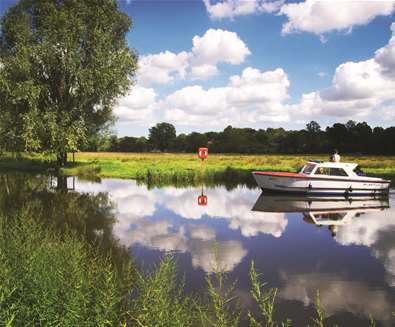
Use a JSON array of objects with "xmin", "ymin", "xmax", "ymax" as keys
[
  {"xmin": 1, "ymin": 152, "xmax": 395, "ymax": 185},
  {"xmin": 63, "ymin": 152, "xmax": 395, "ymax": 186}
]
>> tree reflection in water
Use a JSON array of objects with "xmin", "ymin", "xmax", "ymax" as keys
[{"xmin": 0, "ymin": 173, "xmax": 133, "ymax": 279}]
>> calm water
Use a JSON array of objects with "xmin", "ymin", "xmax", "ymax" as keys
[{"xmin": 2, "ymin": 174, "xmax": 395, "ymax": 326}]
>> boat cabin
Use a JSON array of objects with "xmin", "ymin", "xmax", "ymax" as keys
[{"xmin": 299, "ymin": 161, "xmax": 365, "ymax": 178}]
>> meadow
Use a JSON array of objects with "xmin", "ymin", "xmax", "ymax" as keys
[
  {"xmin": 65, "ymin": 152, "xmax": 395, "ymax": 187},
  {"xmin": 1, "ymin": 152, "xmax": 395, "ymax": 186}
]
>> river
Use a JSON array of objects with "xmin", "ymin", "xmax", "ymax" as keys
[{"xmin": 2, "ymin": 173, "xmax": 395, "ymax": 326}]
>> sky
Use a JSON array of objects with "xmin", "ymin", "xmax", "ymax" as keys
[{"xmin": 1, "ymin": 0, "xmax": 395, "ymax": 136}]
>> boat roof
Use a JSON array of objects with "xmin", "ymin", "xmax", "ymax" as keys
[{"xmin": 306, "ymin": 161, "xmax": 358, "ymax": 169}]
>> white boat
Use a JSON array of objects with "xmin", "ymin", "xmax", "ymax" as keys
[{"xmin": 252, "ymin": 160, "xmax": 391, "ymax": 196}]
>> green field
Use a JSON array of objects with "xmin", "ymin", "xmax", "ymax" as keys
[{"xmin": 1, "ymin": 152, "xmax": 395, "ymax": 185}]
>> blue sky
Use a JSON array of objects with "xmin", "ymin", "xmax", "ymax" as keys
[{"xmin": 1, "ymin": 0, "xmax": 395, "ymax": 136}]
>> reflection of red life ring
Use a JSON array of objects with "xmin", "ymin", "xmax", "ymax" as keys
[
  {"xmin": 198, "ymin": 147, "xmax": 208, "ymax": 160},
  {"xmin": 198, "ymin": 195, "xmax": 208, "ymax": 206}
]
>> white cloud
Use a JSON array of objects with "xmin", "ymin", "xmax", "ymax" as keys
[
  {"xmin": 291, "ymin": 22, "xmax": 395, "ymax": 119},
  {"xmin": 190, "ymin": 64, "xmax": 219, "ymax": 80},
  {"xmin": 190, "ymin": 29, "xmax": 250, "ymax": 79},
  {"xmin": 114, "ymin": 86, "xmax": 157, "ymax": 124},
  {"xmin": 203, "ymin": 0, "xmax": 284, "ymax": 20},
  {"xmin": 191, "ymin": 29, "xmax": 250, "ymax": 65},
  {"xmin": 136, "ymin": 29, "xmax": 249, "ymax": 84},
  {"xmin": 162, "ymin": 66, "xmax": 290, "ymax": 126},
  {"xmin": 137, "ymin": 50, "xmax": 190, "ymax": 87},
  {"xmin": 280, "ymin": 0, "xmax": 395, "ymax": 37},
  {"xmin": 375, "ymin": 22, "xmax": 395, "ymax": 78}
]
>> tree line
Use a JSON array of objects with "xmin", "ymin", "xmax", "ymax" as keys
[{"xmin": 84, "ymin": 120, "xmax": 395, "ymax": 155}]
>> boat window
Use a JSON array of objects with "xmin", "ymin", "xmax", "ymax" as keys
[
  {"xmin": 315, "ymin": 167, "xmax": 330, "ymax": 175},
  {"xmin": 315, "ymin": 167, "xmax": 348, "ymax": 176},
  {"xmin": 301, "ymin": 164, "xmax": 315, "ymax": 175},
  {"xmin": 353, "ymin": 165, "xmax": 366, "ymax": 176},
  {"xmin": 329, "ymin": 168, "xmax": 348, "ymax": 177}
]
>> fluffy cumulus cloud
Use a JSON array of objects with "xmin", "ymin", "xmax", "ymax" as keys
[
  {"xmin": 114, "ymin": 86, "xmax": 157, "ymax": 124},
  {"xmin": 280, "ymin": 0, "xmax": 395, "ymax": 37},
  {"xmin": 135, "ymin": 29, "xmax": 249, "ymax": 85},
  {"xmin": 292, "ymin": 22, "xmax": 395, "ymax": 120},
  {"xmin": 203, "ymin": 0, "xmax": 284, "ymax": 20},
  {"xmin": 137, "ymin": 50, "xmax": 190, "ymax": 87},
  {"xmin": 280, "ymin": 272, "xmax": 395, "ymax": 326},
  {"xmin": 162, "ymin": 66, "xmax": 290, "ymax": 126},
  {"xmin": 375, "ymin": 22, "xmax": 395, "ymax": 78},
  {"xmin": 190, "ymin": 29, "xmax": 250, "ymax": 79}
]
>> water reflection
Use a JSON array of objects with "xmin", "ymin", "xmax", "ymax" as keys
[
  {"xmin": 253, "ymin": 194, "xmax": 390, "ymax": 237},
  {"xmin": 279, "ymin": 272, "xmax": 395, "ymax": 326},
  {"xmin": 0, "ymin": 174, "xmax": 131, "ymax": 274},
  {"xmin": 3, "ymin": 174, "xmax": 393, "ymax": 325}
]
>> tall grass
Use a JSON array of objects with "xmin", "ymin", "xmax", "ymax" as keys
[
  {"xmin": 0, "ymin": 213, "xmax": 133, "ymax": 326},
  {"xmin": 129, "ymin": 255, "xmax": 195, "ymax": 327},
  {"xmin": 199, "ymin": 247, "xmax": 241, "ymax": 327}
]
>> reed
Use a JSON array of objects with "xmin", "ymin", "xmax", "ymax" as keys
[{"xmin": 0, "ymin": 212, "xmax": 132, "ymax": 326}]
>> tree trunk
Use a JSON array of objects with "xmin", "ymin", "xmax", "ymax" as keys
[{"xmin": 57, "ymin": 150, "xmax": 67, "ymax": 167}]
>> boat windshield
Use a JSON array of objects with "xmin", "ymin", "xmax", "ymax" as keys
[
  {"xmin": 301, "ymin": 164, "xmax": 315, "ymax": 175},
  {"xmin": 354, "ymin": 165, "xmax": 366, "ymax": 176}
]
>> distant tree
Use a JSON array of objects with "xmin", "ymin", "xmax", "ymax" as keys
[
  {"xmin": 184, "ymin": 132, "xmax": 208, "ymax": 152},
  {"xmin": 148, "ymin": 122, "xmax": 176, "ymax": 152},
  {"xmin": 173, "ymin": 133, "xmax": 187, "ymax": 152},
  {"xmin": 306, "ymin": 121, "xmax": 321, "ymax": 133},
  {"xmin": 0, "ymin": 0, "xmax": 137, "ymax": 165}
]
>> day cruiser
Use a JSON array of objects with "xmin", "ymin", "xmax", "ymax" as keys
[{"xmin": 253, "ymin": 160, "xmax": 391, "ymax": 196}]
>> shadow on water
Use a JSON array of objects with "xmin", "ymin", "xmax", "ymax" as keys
[{"xmin": 0, "ymin": 173, "xmax": 133, "ymax": 276}]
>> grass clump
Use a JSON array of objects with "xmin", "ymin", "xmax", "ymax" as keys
[
  {"xmin": 129, "ymin": 255, "xmax": 195, "ymax": 327},
  {"xmin": 310, "ymin": 290, "xmax": 326, "ymax": 327},
  {"xmin": 199, "ymin": 257, "xmax": 241, "ymax": 327},
  {"xmin": 248, "ymin": 261, "xmax": 291, "ymax": 327},
  {"xmin": 0, "ymin": 214, "xmax": 132, "ymax": 326}
]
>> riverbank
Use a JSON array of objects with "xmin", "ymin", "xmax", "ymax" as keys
[{"xmin": 1, "ymin": 152, "xmax": 395, "ymax": 185}]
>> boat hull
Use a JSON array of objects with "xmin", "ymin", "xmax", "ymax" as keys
[{"xmin": 253, "ymin": 172, "xmax": 390, "ymax": 196}]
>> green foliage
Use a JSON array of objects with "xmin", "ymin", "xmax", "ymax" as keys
[
  {"xmin": 199, "ymin": 246, "xmax": 241, "ymax": 327},
  {"xmin": 129, "ymin": 255, "xmax": 196, "ymax": 327},
  {"xmin": 149, "ymin": 122, "xmax": 177, "ymax": 152},
  {"xmin": 0, "ymin": 214, "xmax": 129, "ymax": 326},
  {"xmin": 311, "ymin": 290, "xmax": 326, "ymax": 327},
  {"xmin": 85, "ymin": 120, "xmax": 395, "ymax": 155},
  {"xmin": 248, "ymin": 261, "xmax": 291, "ymax": 327},
  {"xmin": 0, "ymin": 0, "xmax": 137, "ymax": 164}
]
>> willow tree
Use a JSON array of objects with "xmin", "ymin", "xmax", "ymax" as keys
[{"xmin": 0, "ymin": 0, "xmax": 137, "ymax": 165}]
